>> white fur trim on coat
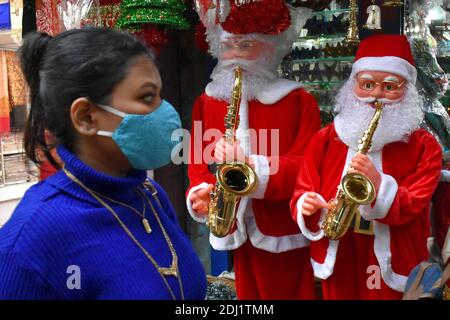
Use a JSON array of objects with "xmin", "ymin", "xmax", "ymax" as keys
[
  {"xmin": 254, "ymin": 79, "xmax": 303, "ymax": 104},
  {"xmin": 373, "ymin": 222, "xmax": 408, "ymax": 292},
  {"xmin": 309, "ymin": 147, "xmax": 408, "ymax": 290},
  {"xmin": 186, "ymin": 182, "xmax": 211, "ymax": 223},
  {"xmin": 295, "ymin": 193, "xmax": 326, "ymax": 241},
  {"xmin": 311, "ymin": 240, "xmax": 339, "ymax": 280},
  {"xmin": 360, "ymin": 172, "xmax": 398, "ymax": 221},
  {"xmin": 209, "ymin": 197, "xmax": 309, "ymax": 252},
  {"xmin": 351, "ymin": 56, "xmax": 417, "ymax": 85},
  {"xmin": 348, "ymin": 148, "xmax": 406, "ymax": 291},
  {"xmin": 248, "ymin": 154, "xmax": 270, "ymax": 199},
  {"xmin": 245, "ymin": 200, "xmax": 309, "ymax": 253},
  {"xmin": 205, "ymin": 78, "xmax": 303, "ymax": 105}
]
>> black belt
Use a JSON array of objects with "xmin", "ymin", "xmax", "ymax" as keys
[{"xmin": 350, "ymin": 211, "xmax": 374, "ymax": 235}]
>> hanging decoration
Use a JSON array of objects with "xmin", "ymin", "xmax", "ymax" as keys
[
  {"xmin": 116, "ymin": 0, "xmax": 190, "ymax": 29},
  {"xmin": 57, "ymin": 0, "xmax": 97, "ymax": 31},
  {"xmin": 36, "ymin": 0, "xmax": 61, "ymax": 35},
  {"xmin": 116, "ymin": 0, "xmax": 190, "ymax": 53},
  {"xmin": 364, "ymin": 0, "xmax": 382, "ymax": 30}
]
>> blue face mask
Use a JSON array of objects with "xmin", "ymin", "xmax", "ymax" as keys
[{"xmin": 96, "ymin": 99, "xmax": 182, "ymax": 170}]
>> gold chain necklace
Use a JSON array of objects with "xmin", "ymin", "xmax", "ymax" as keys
[
  {"xmin": 92, "ymin": 189, "xmax": 152, "ymax": 234},
  {"xmin": 63, "ymin": 168, "xmax": 185, "ymax": 300}
]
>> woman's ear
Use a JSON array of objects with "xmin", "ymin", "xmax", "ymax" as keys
[{"xmin": 70, "ymin": 98, "xmax": 99, "ymax": 136}]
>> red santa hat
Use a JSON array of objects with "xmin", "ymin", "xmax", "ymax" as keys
[
  {"xmin": 196, "ymin": 0, "xmax": 291, "ymax": 35},
  {"xmin": 220, "ymin": 0, "xmax": 291, "ymax": 35},
  {"xmin": 351, "ymin": 34, "xmax": 417, "ymax": 84}
]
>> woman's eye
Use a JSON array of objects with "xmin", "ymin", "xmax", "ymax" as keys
[{"xmin": 142, "ymin": 94, "xmax": 154, "ymax": 104}]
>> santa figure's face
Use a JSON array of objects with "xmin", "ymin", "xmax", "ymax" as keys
[
  {"xmin": 220, "ymin": 36, "xmax": 274, "ymax": 62},
  {"xmin": 206, "ymin": 34, "xmax": 279, "ymax": 101},
  {"xmin": 353, "ymin": 71, "xmax": 407, "ymax": 103},
  {"xmin": 334, "ymin": 70, "xmax": 424, "ymax": 152}
]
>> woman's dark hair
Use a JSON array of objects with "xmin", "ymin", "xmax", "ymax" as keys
[{"xmin": 18, "ymin": 28, "xmax": 155, "ymax": 168}]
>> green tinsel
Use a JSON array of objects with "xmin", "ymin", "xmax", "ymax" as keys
[
  {"xmin": 116, "ymin": 8, "xmax": 190, "ymax": 29},
  {"xmin": 120, "ymin": 0, "xmax": 186, "ymax": 11}
]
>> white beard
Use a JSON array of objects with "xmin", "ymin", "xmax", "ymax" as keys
[
  {"xmin": 206, "ymin": 59, "xmax": 276, "ymax": 101},
  {"xmin": 334, "ymin": 78, "xmax": 424, "ymax": 152}
]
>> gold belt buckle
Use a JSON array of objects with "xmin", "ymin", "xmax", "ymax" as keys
[{"xmin": 352, "ymin": 211, "xmax": 374, "ymax": 235}]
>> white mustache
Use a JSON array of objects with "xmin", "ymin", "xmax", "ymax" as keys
[{"xmin": 354, "ymin": 95, "xmax": 403, "ymax": 104}]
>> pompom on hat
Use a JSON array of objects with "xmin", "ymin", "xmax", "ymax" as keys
[{"xmin": 351, "ymin": 34, "xmax": 417, "ymax": 84}]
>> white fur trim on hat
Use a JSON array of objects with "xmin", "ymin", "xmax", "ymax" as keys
[{"xmin": 351, "ymin": 56, "xmax": 417, "ymax": 85}]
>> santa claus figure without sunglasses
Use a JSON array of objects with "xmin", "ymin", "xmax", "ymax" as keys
[
  {"xmin": 187, "ymin": 0, "xmax": 322, "ymax": 299},
  {"xmin": 291, "ymin": 34, "xmax": 443, "ymax": 299}
]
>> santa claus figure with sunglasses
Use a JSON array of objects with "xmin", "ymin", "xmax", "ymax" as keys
[
  {"xmin": 187, "ymin": 0, "xmax": 321, "ymax": 299},
  {"xmin": 290, "ymin": 34, "xmax": 443, "ymax": 299}
]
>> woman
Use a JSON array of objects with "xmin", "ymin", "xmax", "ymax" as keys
[{"xmin": 0, "ymin": 28, "xmax": 207, "ymax": 300}]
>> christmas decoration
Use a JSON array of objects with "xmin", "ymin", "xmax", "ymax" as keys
[
  {"xmin": 116, "ymin": 0, "xmax": 190, "ymax": 30},
  {"xmin": 220, "ymin": 0, "xmax": 291, "ymax": 35},
  {"xmin": 194, "ymin": 22, "xmax": 208, "ymax": 53},
  {"xmin": 116, "ymin": 0, "xmax": 190, "ymax": 53},
  {"xmin": 57, "ymin": 0, "xmax": 97, "ymax": 31},
  {"xmin": 134, "ymin": 24, "xmax": 168, "ymax": 54},
  {"xmin": 363, "ymin": 0, "xmax": 382, "ymax": 30}
]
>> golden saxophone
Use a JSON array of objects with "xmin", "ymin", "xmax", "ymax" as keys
[
  {"xmin": 207, "ymin": 67, "xmax": 258, "ymax": 238},
  {"xmin": 321, "ymin": 101, "xmax": 384, "ymax": 240}
]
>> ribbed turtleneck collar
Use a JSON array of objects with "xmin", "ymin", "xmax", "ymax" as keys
[{"xmin": 56, "ymin": 145, "xmax": 147, "ymax": 197}]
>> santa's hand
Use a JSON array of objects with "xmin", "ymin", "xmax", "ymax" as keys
[
  {"xmin": 214, "ymin": 137, "xmax": 247, "ymax": 164},
  {"xmin": 189, "ymin": 184, "xmax": 215, "ymax": 216},
  {"xmin": 302, "ymin": 192, "xmax": 332, "ymax": 216},
  {"xmin": 349, "ymin": 153, "xmax": 381, "ymax": 192}
]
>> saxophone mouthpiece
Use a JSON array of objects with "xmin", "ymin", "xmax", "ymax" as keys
[{"xmin": 374, "ymin": 100, "xmax": 383, "ymax": 108}]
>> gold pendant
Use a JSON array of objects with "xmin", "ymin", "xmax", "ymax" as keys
[
  {"xmin": 142, "ymin": 218, "xmax": 152, "ymax": 234},
  {"xmin": 159, "ymin": 266, "xmax": 178, "ymax": 277}
]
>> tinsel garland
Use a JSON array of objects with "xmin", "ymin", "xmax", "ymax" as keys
[
  {"xmin": 120, "ymin": 0, "xmax": 186, "ymax": 10},
  {"xmin": 98, "ymin": 4, "xmax": 121, "ymax": 29},
  {"xmin": 117, "ymin": 8, "xmax": 190, "ymax": 29},
  {"xmin": 134, "ymin": 25, "xmax": 169, "ymax": 54},
  {"xmin": 98, "ymin": 0, "xmax": 122, "ymax": 5},
  {"xmin": 195, "ymin": 22, "xmax": 208, "ymax": 53},
  {"xmin": 220, "ymin": 0, "xmax": 291, "ymax": 35},
  {"xmin": 206, "ymin": 281, "xmax": 237, "ymax": 300}
]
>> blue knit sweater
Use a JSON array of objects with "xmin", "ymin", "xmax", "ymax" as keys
[{"xmin": 0, "ymin": 146, "xmax": 207, "ymax": 300}]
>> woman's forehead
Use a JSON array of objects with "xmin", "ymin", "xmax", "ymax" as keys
[{"xmin": 121, "ymin": 57, "xmax": 161, "ymax": 88}]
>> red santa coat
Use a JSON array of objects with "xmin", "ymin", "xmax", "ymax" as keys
[
  {"xmin": 291, "ymin": 124, "xmax": 442, "ymax": 296},
  {"xmin": 186, "ymin": 79, "xmax": 321, "ymax": 253}
]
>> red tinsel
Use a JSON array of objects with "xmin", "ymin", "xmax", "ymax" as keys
[
  {"xmin": 195, "ymin": 22, "xmax": 209, "ymax": 53},
  {"xmin": 134, "ymin": 25, "xmax": 169, "ymax": 55},
  {"xmin": 221, "ymin": 0, "xmax": 291, "ymax": 35},
  {"xmin": 98, "ymin": 0, "xmax": 122, "ymax": 5}
]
